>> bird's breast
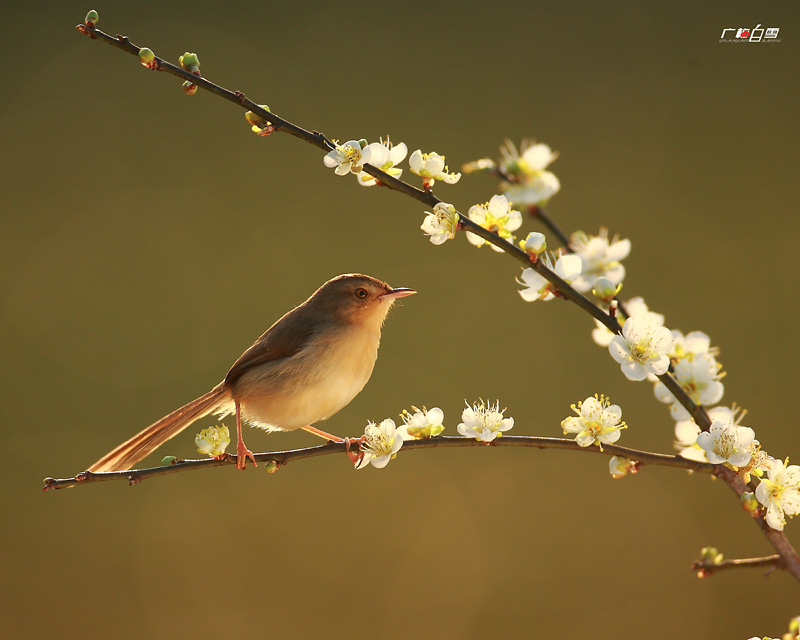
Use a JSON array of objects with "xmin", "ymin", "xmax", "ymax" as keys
[{"xmin": 233, "ymin": 324, "xmax": 382, "ymax": 431}]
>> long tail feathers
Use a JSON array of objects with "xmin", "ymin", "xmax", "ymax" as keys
[{"xmin": 88, "ymin": 382, "xmax": 232, "ymax": 472}]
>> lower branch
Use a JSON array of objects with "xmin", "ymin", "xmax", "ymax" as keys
[{"xmin": 42, "ymin": 435, "xmax": 711, "ymax": 491}]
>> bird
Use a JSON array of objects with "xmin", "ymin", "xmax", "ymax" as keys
[{"xmin": 87, "ymin": 273, "xmax": 416, "ymax": 472}]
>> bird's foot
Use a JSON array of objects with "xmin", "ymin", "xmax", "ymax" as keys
[
  {"xmin": 344, "ymin": 436, "xmax": 366, "ymax": 466},
  {"xmin": 235, "ymin": 442, "xmax": 257, "ymax": 470}
]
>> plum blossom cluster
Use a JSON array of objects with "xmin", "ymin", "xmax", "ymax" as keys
[
  {"xmin": 320, "ymin": 136, "xmax": 461, "ymax": 191},
  {"xmin": 337, "ymin": 131, "xmax": 798, "ymax": 533},
  {"xmin": 596, "ymin": 295, "xmax": 797, "ymax": 529},
  {"xmin": 322, "ymin": 137, "xmax": 408, "ymax": 187},
  {"xmin": 355, "ymin": 406, "xmax": 446, "ymax": 469},
  {"xmin": 354, "ymin": 401, "xmax": 516, "ymax": 469}
]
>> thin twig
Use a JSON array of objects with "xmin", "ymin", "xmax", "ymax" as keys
[
  {"xmin": 693, "ymin": 554, "xmax": 783, "ymax": 577},
  {"xmin": 42, "ymin": 435, "xmax": 712, "ymax": 491}
]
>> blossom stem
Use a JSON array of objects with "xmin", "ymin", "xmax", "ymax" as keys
[
  {"xmin": 43, "ymin": 435, "xmax": 713, "ymax": 492},
  {"xmin": 531, "ymin": 205, "xmax": 571, "ymax": 248}
]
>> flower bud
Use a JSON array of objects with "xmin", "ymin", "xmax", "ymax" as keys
[
  {"xmin": 263, "ymin": 460, "xmax": 279, "ymax": 473},
  {"xmin": 161, "ymin": 455, "xmax": 178, "ymax": 465},
  {"xmin": 699, "ymin": 546, "xmax": 723, "ymax": 565},
  {"xmin": 245, "ymin": 106, "xmax": 272, "ymax": 132},
  {"xmin": 609, "ymin": 456, "xmax": 637, "ymax": 478},
  {"xmin": 179, "ymin": 52, "xmax": 200, "ymax": 73},
  {"xmin": 85, "ymin": 9, "xmax": 99, "ymax": 26},
  {"xmin": 524, "ymin": 231, "xmax": 546, "ymax": 256},
  {"xmin": 138, "ymin": 47, "xmax": 157, "ymax": 69},
  {"xmin": 740, "ymin": 491, "xmax": 759, "ymax": 515},
  {"xmin": 182, "ymin": 81, "xmax": 198, "ymax": 95},
  {"xmin": 592, "ymin": 276, "xmax": 622, "ymax": 302}
]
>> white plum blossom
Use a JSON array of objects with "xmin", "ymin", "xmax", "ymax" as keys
[
  {"xmin": 674, "ymin": 405, "xmax": 744, "ymax": 462},
  {"xmin": 504, "ymin": 173, "xmax": 561, "ymax": 208},
  {"xmin": 356, "ymin": 138, "xmax": 408, "ymax": 186},
  {"xmin": 696, "ymin": 413, "xmax": 755, "ymax": 467},
  {"xmin": 466, "ymin": 195, "xmax": 522, "ymax": 251},
  {"xmin": 420, "ymin": 202, "xmax": 459, "ymax": 245},
  {"xmin": 669, "ymin": 330, "xmax": 718, "ymax": 362},
  {"xmin": 195, "ymin": 424, "xmax": 231, "ymax": 457},
  {"xmin": 755, "ymin": 459, "xmax": 800, "ymax": 530},
  {"xmin": 323, "ymin": 139, "xmax": 368, "ymax": 175},
  {"xmin": 609, "ymin": 314, "xmax": 674, "ymax": 381},
  {"xmin": 409, "ymin": 149, "xmax": 461, "ymax": 189},
  {"xmin": 654, "ymin": 353, "xmax": 724, "ymax": 421},
  {"xmin": 398, "ymin": 406, "xmax": 445, "ymax": 440},
  {"xmin": 570, "ymin": 228, "xmax": 631, "ymax": 293},
  {"xmin": 561, "ymin": 394, "xmax": 627, "ymax": 449},
  {"xmin": 355, "ymin": 419, "xmax": 404, "ymax": 469},
  {"xmin": 738, "ymin": 442, "xmax": 775, "ymax": 483},
  {"xmin": 518, "ymin": 253, "xmax": 582, "ymax": 302},
  {"xmin": 498, "ymin": 139, "xmax": 561, "ymax": 207},
  {"xmin": 457, "ymin": 400, "xmax": 514, "ymax": 442},
  {"xmin": 500, "ymin": 138, "xmax": 558, "ymax": 172},
  {"xmin": 591, "ymin": 297, "xmax": 664, "ymax": 347}
]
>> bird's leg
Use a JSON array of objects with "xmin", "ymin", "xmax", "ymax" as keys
[
  {"xmin": 235, "ymin": 400, "xmax": 257, "ymax": 470},
  {"xmin": 302, "ymin": 426, "xmax": 365, "ymax": 464}
]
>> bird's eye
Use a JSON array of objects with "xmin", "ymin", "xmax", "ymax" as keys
[{"xmin": 355, "ymin": 287, "xmax": 368, "ymax": 299}]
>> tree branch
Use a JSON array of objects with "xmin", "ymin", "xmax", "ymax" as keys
[
  {"xmin": 72, "ymin": 14, "xmax": 797, "ymax": 584},
  {"xmin": 693, "ymin": 554, "xmax": 783, "ymax": 577},
  {"xmin": 42, "ymin": 435, "xmax": 711, "ymax": 491}
]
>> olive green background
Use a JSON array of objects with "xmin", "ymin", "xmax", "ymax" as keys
[{"xmin": 2, "ymin": 1, "xmax": 798, "ymax": 638}]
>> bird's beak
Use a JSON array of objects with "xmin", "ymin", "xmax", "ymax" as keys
[{"xmin": 379, "ymin": 287, "xmax": 416, "ymax": 301}]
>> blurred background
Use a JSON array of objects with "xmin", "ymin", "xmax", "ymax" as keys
[{"xmin": 2, "ymin": 0, "xmax": 798, "ymax": 637}]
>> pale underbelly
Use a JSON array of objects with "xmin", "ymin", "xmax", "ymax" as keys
[
  {"xmin": 237, "ymin": 372, "xmax": 369, "ymax": 432},
  {"xmin": 229, "ymin": 331, "xmax": 379, "ymax": 431}
]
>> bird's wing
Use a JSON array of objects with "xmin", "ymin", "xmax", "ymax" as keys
[{"xmin": 224, "ymin": 307, "xmax": 315, "ymax": 385}]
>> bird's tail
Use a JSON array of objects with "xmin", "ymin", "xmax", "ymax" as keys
[{"xmin": 88, "ymin": 382, "xmax": 232, "ymax": 472}]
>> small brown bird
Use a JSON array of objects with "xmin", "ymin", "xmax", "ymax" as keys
[{"xmin": 88, "ymin": 274, "xmax": 416, "ymax": 472}]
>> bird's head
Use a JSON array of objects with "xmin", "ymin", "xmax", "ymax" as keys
[{"xmin": 310, "ymin": 273, "xmax": 416, "ymax": 330}]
